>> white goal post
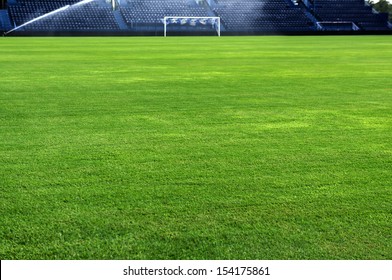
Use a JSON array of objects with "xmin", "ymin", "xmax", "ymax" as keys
[{"xmin": 163, "ymin": 16, "xmax": 221, "ymax": 37}]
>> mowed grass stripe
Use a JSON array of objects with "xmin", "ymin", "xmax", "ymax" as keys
[{"xmin": 0, "ymin": 36, "xmax": 391, "ymax": 259}]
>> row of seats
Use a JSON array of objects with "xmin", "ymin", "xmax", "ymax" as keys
[
  {"xmin": 311, "ymin": 0, "xmax": 389, "ymax": 30},
  {"xmin": 5, "ymin": 0, "xmax": 390, "ymax": 33},
  {"xmin": 212, "ymin": 0, "xmax": 313, "ymax": 32},
  {"xmin": 120, "ymin": 0, "xmax": 209, "ymax": 28},
  {"xmin": 9, "ymin": 2, "xmax": 119, "ymax": 30},
  {"xmin": 119, "ymin": 0, "xmax": 314, "ymax": 32}
]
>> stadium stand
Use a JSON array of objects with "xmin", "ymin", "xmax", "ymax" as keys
[
  {"xmin": 120, "ymin": 0, "xmax": 211, "ymax": 32},
  {"xmin": 7, "ymin": 0, "xmax": 119, "ymax": 31},
  {"xmin": 307, "ymin": 0, "xmax": 390, "ymax": 31},
  {"xmin": 211, "ymin": 0, "xmax": 314, "ymax": 32},
  {"xmin": 1, "ymin": 0, "xmax": 391, "ymax": 35}
]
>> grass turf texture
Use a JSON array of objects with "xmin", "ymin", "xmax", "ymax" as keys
[{"xmin": 0, "ymin": 36, "xmax": 391, "ymax": 260}]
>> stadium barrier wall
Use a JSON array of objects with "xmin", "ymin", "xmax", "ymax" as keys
[{"xmin": 4, "ymin": 29, "xmax": 391, "ymax": 37}]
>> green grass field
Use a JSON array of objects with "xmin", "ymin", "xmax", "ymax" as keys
[{"xmin": 0, "ymin": 36, "xmax": 391, "ymax": 260}]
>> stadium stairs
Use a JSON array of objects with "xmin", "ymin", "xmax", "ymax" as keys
[
  {"xmin": 113, "ymin": 9, "xmax": 129, "ymax": 30},
  {"xmin": 0, "ymin": 9, "xmax": 13, "ymax": 32},
  {"xmin": 296, "ymin": 0, "xmax": 319, "ymax": 26}
]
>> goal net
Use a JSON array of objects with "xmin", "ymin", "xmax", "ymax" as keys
[{"xmin": 163, "ymin": 16, "xmax": 221, "ymax": 37}]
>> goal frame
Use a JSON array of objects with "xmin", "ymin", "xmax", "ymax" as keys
[{"xmin": 163, "ymin": 16, "xmax": 221, "ymax": 37}]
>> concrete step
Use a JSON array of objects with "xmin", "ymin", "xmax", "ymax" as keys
[{"xmin": 113, "ymin": 9, "xmax": 129, "ymax": 30}]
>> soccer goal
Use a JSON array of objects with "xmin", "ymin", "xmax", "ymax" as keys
[{"xmin": 163, "ymin": 16, "xmax": 221, "ymax": 37}]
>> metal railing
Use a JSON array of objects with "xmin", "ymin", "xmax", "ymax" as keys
[{"xmin": 316, "ymin": 21, "xmax": 360, "ymax": 31}]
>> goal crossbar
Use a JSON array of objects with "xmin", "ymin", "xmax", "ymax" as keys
[{"xmin": 163, "ymin": 16, "xmax": 221, "ymax": 37}]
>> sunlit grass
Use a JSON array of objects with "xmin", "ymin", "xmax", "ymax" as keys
[{"xmin": 0, "ymin": 36, "xmax": 391, "ymax": 259}]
